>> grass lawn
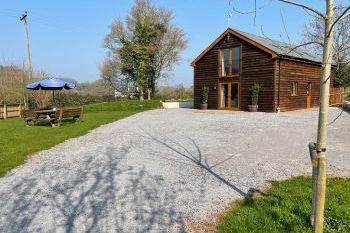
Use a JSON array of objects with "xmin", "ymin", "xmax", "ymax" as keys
[
  {"xmin": 217, "ymin": 176, "xmax": 350, "ymax": 233},
  {"xmin": 0, "ymin": 100, "xmax": 161, "ymax": 177}
]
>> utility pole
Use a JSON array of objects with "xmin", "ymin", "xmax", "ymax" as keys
[{"xmin": 20, "ymin": 11, "xmax": 32, "ymax": 108}]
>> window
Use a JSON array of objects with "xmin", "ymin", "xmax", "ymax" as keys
[
  {"xmin": 222, "ymin": 48, "xmax": 230, "ymax": 76},
  {"xmin": 291, "ymin": 82, "xmax": 298, "ymax": 96},
  {"xmin": 232, "ymin": 47, "xmax": 240, "ymax": 75},
  {"xmin": 220, "ymin": 47, "xmax": 240, "ymax": 77}
]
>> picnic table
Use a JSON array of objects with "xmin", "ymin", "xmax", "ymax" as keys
[
  {"xmin": 34, "ymin": 109, "xmax": 57, "ymax": 119},
  {"xmin": 22, "ymin": 109, "xmax": 57, "ymax": 127},
  {"xmin": 22, "ymin": 107, "xmax": 83, "ymax": 127}
]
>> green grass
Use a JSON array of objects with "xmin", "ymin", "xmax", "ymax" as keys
[
  {"xmin": 0, "ymin": 100, "xmax": 161, "ymax": 177},
  {"xmin": 217, "ymin": 176, "xmax": 350, "ymax": 233}
]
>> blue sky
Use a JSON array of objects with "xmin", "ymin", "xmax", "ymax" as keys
[{"xmin": 0, "ymin": 0, "xmax": 344, "ymax": 86}]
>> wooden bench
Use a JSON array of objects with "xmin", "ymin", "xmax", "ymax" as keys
[
  {"xmin": 21, "ymin": 109, "xmax": 38, "ymax": 126},
  {"xmin": 55, "ymin": 107, "xmax": 83, "ymax": 126},
  {"xmin": 21, "ymin": 107, "xmax": 83, "ymax": 127}
]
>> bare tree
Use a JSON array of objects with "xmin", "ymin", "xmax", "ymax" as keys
[
  {"xmin": 303, "ymin": 1, "xmax": 350, "ymax": 86},
  {"xmin": 0, "ymin": 65, "xmax": 26, "ymax": 104},
  {"xmin": 0, "ymin": 64, "xmax": 56, "ymax": 108},
  {"xmin": 99, "ymin": 58, "xmax": 132, "ymax": 94}
]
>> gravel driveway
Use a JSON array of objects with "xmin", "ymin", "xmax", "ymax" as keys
[{"xmin": 0, "ymin": 108, "xmax": 349, "ymax": 232}]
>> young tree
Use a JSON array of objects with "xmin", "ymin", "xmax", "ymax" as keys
[
  {"xmin": 103, "ymin": 0, "xmax": 187, "ymax": 100},
  {"xmin": 276, "ymin": 1, "xmax": 350, "ymax": 232},
  {"xmin": 233, "ymin": 0, "xmax": 348, "ymax": 232}
]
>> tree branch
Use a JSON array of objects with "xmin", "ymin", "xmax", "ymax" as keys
[
  {"xmin": 282, "ymin": 41, "xmax": 324, "ymax": 56},
  {"xmin": 336, "ymin": 44, "xmax": 350, "ymax": 54},
  {"xmin": 232, "ymin": 0, "xmax": 272, "ymax": 15},
  {"xmin": 280, "ymin": 10, "xmax": 291, "ymax": 43},
  {"xmin": 328, "ymin": 5, "xmax": 350, "ymax": 38},
  {"xmin": 276, "ymin": 0, "xmax": 325, "ymax": 19},
  {"xmin": 260, "ymin": 26, "xmax": 324, "ymax": 57}
]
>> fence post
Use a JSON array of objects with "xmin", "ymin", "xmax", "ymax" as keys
[
  {"xmin": 18, "ymin": 104, "xmax": 22, "ymax": 118},
  {"xmin": 3, "ymin": 104, "xmax": 7, "ymax": 119}
]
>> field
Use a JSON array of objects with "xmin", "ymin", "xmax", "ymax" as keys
[{"xmin": 0, "ymin": 100, "xmax": 161, "ymax": 177}]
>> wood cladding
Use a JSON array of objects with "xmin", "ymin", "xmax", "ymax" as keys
[
  {"xmin": 194, "ymin": 32, "xmax": 275, "ymax": 111},
  {"xmin": 193, "ymin": 31, "xmax": 335, "ymax": 112},
  {"xmin": 275, "ymin": 59, "xmax": 335, "ymax": 112}
]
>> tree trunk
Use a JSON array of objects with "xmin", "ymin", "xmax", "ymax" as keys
[
  {"xmin": 151, "ymin": 79, "xmax": 156, "ymax": 98},
  {"xmin": 139, "ymin": 89, "xmax": 144, "ymax": 101},
  {"xmin": 147, "ymin": 88, "xmax": 151, "ymax": 100},
  {"xmin": 313, "ymin": 0, "xmax": 334, "ymax": 232},
  {"xmin": 308, "ymin": 142, "xmax": 318, "ymax": 227}
]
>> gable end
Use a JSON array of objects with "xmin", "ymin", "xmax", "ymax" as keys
[{"xmin": 191, "ymin": 28, "xmax": 278, "ymax": 67}]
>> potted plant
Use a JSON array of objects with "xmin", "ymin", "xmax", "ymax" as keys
[
  {"xmin": 200, "ymin": 86, "xmax": 209, "ymax": 109},
  {"xmin": 248, "ymin": 82, "xmax": 261, "ymax": 112}
]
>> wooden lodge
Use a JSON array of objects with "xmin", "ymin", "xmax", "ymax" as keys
[{"xmin": 191, "ymin": 28, "xmax": 341, "ymax": 112}]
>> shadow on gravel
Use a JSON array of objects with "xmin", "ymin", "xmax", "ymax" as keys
[
  {"xmin": 140, "ymin": 128, "xmax": 256, "ymax": 200},
  {"xmin": 0, "ymin": 147, "xmax": 187, "ymax": 232}
]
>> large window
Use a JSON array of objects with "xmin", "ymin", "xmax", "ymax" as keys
[
  {"xmin": 220, "ymin": 47, "xmax": 241, "ymax": 77},
  {"xmin": 232, "ymin": 47, "xmax": 240, "ymax": 75},
  {"xmin": 291, "ymin": 82, "xmax": 298, "ymax": 96},
  {"xmin": 222, "ymin": 48, "xmax": 230, "ymax": 77}
]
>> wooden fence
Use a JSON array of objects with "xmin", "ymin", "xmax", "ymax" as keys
[
  {"xmin": 0, "ymin": 104, "xmax": 23, "ymax": 119},
  {"xmin": 329, "ymin": 87, "xmax": 346, "ymax": 106}
]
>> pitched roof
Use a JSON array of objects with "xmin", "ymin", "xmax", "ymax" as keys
[{"xmin": 191, "ymin": 28, "xmax": 322, "ymax": 66}]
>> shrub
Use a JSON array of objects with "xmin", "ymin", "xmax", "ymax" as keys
[
  {"xmin": 249, "ymin": 82, "xmax": 262, "ymax": 105},
  {"xmin": 202, "ymin": 86, "xmax": 209, "ymax": 104},
  {"xmin": 155, "ymin": 84, "xmax": 193, "ymax": 101},
  {"xmin": 54, "ymin": 92, "xmax": 115, "ymax": 107}
]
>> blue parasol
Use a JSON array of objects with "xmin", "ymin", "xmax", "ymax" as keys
[{"xmin": 26, "ymin": 77, "xmax": 76, "ymax": 102}]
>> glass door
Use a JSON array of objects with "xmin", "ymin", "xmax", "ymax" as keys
[
  {"xmin": 231, "ymin": 83, "xmax": 239, "ymax": 108},
  {"xmin": 220, "ymin": 83, "xmax": 229, "ymax": 108},
  {"xmin": 219, "ymin": 82, "xmax": 239, "ymax": 110}
]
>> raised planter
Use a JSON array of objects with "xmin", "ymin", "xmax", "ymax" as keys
[{"xmin": 161, "ymin": 100, "xmax": 194, "ymax": 109}]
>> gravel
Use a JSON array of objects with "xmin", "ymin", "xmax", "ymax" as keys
[{"xmin": 0, "ymin": 108, "xmax": 349, "ymax": 232}]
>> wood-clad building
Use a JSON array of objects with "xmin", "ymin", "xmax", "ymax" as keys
[{"xmin": 191, "ymin": 28, "xmax": 335, "ymax": 112}]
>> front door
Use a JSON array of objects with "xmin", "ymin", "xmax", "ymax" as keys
[
  {"xmin": 307, "ymin": 82, "xmax": 312, "ymax": 109},
  {"xmin": 218, "ymin": 82, "xmax": 239, "ymax": 110}
]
